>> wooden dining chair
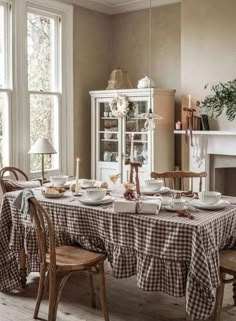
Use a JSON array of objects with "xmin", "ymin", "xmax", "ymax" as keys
[
  {"xmin": 150, "ymin": 171, "xmax": 207, "ymax": 192},
  {"xmin": 28, "ymin": 197, "xmax": 109, "ymax": 321},
  {"xmin": 0, "ymin": 166, "xmax": 29, "ymax": 180},
  {"xmin": 0, "ymin": 166, "xmax": 41, "ymax": 194},
  {"xmin": 213, "ymin": 251, "xmax": 236, "ymax": 320}
]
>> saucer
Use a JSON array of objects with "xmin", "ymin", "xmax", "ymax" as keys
[
  {"xmin": 142, "ymin": 186, "xmax": 170, "ymax": 195},
  {"xmin": 79, "ymin": 195, "xmax": 115, "ymax": 206},
  {"xmin": 165, "ymin": 205, "xmax": 189, "ymax": 212},
  {"xmin": 42, "ymin": 191, "xmax": 64, "ymax": 198},
  {"xmin": 190, "ymin": 199, "xmax": 230, "ymax": 210}
]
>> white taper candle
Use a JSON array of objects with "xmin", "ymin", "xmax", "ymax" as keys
[{"xmin": 188, "ymin": 94, "xmax": 191, "ymax": 108}]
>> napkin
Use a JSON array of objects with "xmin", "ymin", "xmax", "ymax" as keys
[
  {"xmin": 113, "ymin": 198, "xmax": 162, "ymax": 214},
  {"xmin": 137, "ymin": 198, "xmax": 162, "ymax": 214},
  {"xmin": 113, "ymin": 199, "xmax": 136, "ymax": 213}
]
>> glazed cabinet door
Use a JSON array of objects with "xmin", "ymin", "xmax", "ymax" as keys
[{"xmin": 95, "ymin": 99, "xmax": 122, "ymax": 182}]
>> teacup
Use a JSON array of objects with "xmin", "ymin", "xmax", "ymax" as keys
[
  {"xmin": 50, "ymin": 175, "xmax": 68, "ymax": 187},
  {"xmin": 171, "ymin": 199, "xmax": 186, "ymax": 211},
  {"xmin": 81, "ymin": 179, "xmax": 96, "ymax": 188},
  {"xmin": 198, "ymin": 191, "xmax": 221, "ymax": 205},
  {"xmin": 85, "ymin": 188, "xmax": 107, "ymax": 201},
  {"xmin": 144, "ymin": 179, "xmax": 163, "ymax": 192}
]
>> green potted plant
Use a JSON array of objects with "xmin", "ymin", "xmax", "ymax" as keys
[{"xmin": 196, "ymin": 79, "xmax": 236, "ymax": 121}]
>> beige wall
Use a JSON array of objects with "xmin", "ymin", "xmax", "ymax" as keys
[
  {"xmin": 74, "ymin": 6, "xmax": 112, "ymax": 177},
  {"xmin": 112, "ymin": 4, "xmax": 182, "ymax": 166},
  {"xmin": 181, "ymin": 0, "xmax": 236, "ymax": 169}
]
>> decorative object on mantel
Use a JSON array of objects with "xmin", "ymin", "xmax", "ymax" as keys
[
  {"xmin": 137, "ymin": 76, "xmax": 155, "ymax": 89},
  {"xmin": 106, "ymin": 68, "xmax": 133, "ymax": 90},
  {"xmin": 201, "ymin": 114, "xmax": 210, "ymax": 131},
  {"xmin": 175, "ymin": 121, "xmax": 182, "ymax": 130},
  {"xmin": 196, "ymin": 79, "xmax": 236, "ymax": 121},
  {"xmin": 183, "ymin": 94, "xmax": 201, "ymax": 146},
  {"xmin": 109, "ymin": 93, "xmax": 130, "ymax": 118}
]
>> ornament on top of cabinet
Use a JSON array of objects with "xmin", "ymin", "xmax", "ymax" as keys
[
  {"xmin": 109, "ymin": 94, "xmax": 129, "ymax": 118},
  {"xmin": 137, "ymin": 76, "xmax": 155, "ymax": 89}
]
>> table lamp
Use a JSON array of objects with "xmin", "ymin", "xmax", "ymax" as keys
[{"xmin": 28, "ymin": 138, "xmax": 56, "ymax": 182}]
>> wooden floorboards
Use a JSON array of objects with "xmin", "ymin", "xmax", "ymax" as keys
[{"xmin": 0, "ymin": 270, "xmax": 235, "ymax": 321}]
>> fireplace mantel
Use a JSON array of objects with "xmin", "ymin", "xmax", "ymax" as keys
[
  {"xmin": 174, "ymin": 130, "xmax": 236, "ymax": 191},
  {"xmin": 174, "ymin": 130, "xmax": 236, "ymax": 136}
]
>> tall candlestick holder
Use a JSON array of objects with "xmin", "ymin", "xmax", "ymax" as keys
[{"xmin": 125, "ymin": 160, "xmax": 142, "ymax": 196}]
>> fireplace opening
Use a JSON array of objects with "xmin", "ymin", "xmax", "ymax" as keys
[
  {"xmin": 215, "ymin": 168, "xmax": 236, "ymax": 196},
  {"xmin": 210, "ymin": 155, "xmax": 236, "ymax": 196}
]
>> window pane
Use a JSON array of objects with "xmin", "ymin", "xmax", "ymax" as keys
[
  {"xmin": 0, "ymin": 5, "xmax": 5, "ymax": 88},
  {"xmin": 27, "ymin": 12, "xmax": 58, "ymax": 91},
  {"xmin": 0, "ymin": 92, "xmax": 9, "ymax": 167},
  {"xmin": 30, "ymin": 94, "xmax": 59, "ymax": 172}
]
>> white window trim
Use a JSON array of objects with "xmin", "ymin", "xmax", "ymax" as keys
[{"xmin": 12, "ymin": 0, "xmax": 74, "ymax": 178}]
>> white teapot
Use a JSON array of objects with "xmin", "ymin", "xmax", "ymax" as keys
[{"xmin": 137, "ymin": 76, "xmax": 155, "ymax": 89}]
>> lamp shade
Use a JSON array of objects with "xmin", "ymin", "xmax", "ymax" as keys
[{"xmin": 28, "ymin": 138, "xmax": 56, "ymax": 154}]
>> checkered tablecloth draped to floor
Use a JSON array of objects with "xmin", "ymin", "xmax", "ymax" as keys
[{"xmin": 0, "ymin": 190, "xmax": 236, "ymax": 320}]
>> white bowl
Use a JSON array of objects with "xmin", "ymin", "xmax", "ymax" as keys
[
  {"xmin": 85, "ymin": 188, "xmax": 107, "ymax": 201},
  {"xmin": 50, "ymin": 175, "xmax": 68, "ymax": 187},
  {"xmin": 81, "ymin": 179, "xmax": 96, "ymax": 188},
  {"xmin": 144, "ymin": 179, "xmax": 163, "ymax": 191},
  {"xmin": 198, "ymin": 191, "xmax": 221, "ymax": 205},
  {"xmin": 171, "ymin": 199, "xmax": 186, "ymax": 211}
]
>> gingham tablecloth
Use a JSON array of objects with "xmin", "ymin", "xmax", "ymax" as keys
[{"xmin": 0, "ymin": 190, "xmax": 236, "ymax": 320}]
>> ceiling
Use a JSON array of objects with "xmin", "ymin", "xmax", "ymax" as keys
[{"xmin": 71, "ymin": 0, "xmax": 181, "ymax": 15}]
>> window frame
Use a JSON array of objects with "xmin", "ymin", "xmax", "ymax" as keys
[
  {"xmin": 27, "ymin": 7, "xmax": 62, "ymax": 173},
  {"xmin": 0, "ymin": 0, "xmax": 12, "ymax": 168},
  {"xmin": 12, "ymin": 0, "xmax": 74, "ymax": 178}
]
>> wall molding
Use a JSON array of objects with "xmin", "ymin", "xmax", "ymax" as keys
[{"xmin": 59, "ymin": 0, "xmax": 181, "ymax": 15}]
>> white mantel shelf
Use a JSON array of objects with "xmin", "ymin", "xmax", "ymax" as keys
[{"xmin": 174, "ymin": 130, "xmax": 236, "ymax": 136}]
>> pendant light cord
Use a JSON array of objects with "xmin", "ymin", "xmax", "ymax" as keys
[{"xmin": 149, "ymin": 0, "xmax": 152, "ymax": 113}]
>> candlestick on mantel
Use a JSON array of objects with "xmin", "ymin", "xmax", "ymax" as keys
[
  {"xmin": 130, "ymin": 133, "xmax": 134, "ymax": 162},
  {"xmin": 75, "ymin": 157, "xmax": 80, "ymax": 192},
  {"xmin": 188, "ymin": 94, "xmax": 191, "ymax": 109}
]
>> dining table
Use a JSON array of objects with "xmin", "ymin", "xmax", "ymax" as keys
[{"xmin": 0, "ymin": 188, "xmax": 236, "ymax": 321}]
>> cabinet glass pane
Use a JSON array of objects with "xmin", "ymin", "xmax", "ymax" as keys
[
  {"xmin": 99, "ymin": 102, "xmax": 118, "ymax": 131},
  {"xmin": 98, "ymin": 102, "xmax": 119, "ymax": 163},
  {"xmin": 126, "ymin": 101, "xmax": 148, "ymax": 132},
  {"xmin": 125, "ymin": 133, "xmax": 148, "ymax": 165},
  {"xmin": 99, "ymin": 133, "xmax": 118, "ymax": 162}
]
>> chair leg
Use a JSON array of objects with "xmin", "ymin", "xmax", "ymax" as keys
[
  {"xmin": 48, "ymin": 269, "xmax": 57, "ymax": 321},
  {"xmin": 52, "ymin": 272, "xmax": 72, "ymax": 321},
  {"xmin": 88, "ymin": 270, "xmax": 96, "ymax": 308},
  {"xmin": 213, "ymin": 273, "xmax": 225, "ymax": 321},
  {"xmin": 233, "ymin": 282, "xmax": 236, "ymax": 306},
  {"xmin": 34, "ymin": 263, "xmax": 47, "ymax": 319},
  {"xmin": 98, "ymin": 262, "xmax": 109, "ymax": 321}
]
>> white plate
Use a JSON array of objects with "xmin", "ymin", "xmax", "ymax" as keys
[
  {"xmin": 42, "ymin": 191, "xmax": 65, "ymax": 198},
  {"xmin": 79, "ymin": 195, "xmax": 115, "ymax": 206},
  {"xmin": 165, "ymin": 205, "xmax": 190, "ymax": 212},
  {"xmin": 141, "ymin": 186, "xmax": 170, "ymax": 195},
  {"xmin": 190, "ymin": 199, "xmax": 230, "ymax": 210}
]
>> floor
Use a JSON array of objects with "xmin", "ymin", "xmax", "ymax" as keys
[{"xmin": 0, "ymin": 269, "xmax": 235, "ymax": 321}]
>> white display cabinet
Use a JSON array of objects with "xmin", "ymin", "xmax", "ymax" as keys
[{"xmin": 90, "ymin": 88, "xmax": 176, "ymax": 185}]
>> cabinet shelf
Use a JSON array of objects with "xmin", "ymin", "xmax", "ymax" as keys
[
  {"xmin": 101, "ymin": 117, "xmax": 118, "ymax": 120},
  {"xmin": 101, "ymin": 139, "xmax": 118, "ymax": 142}
]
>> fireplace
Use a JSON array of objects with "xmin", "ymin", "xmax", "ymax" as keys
[
  {"xmin": 210, "ymin": 154, "xmax": 236, "ymax": 196},
  {"xmin": 179, "ymin": 131, "xmax": 236, "ymax": 193}
]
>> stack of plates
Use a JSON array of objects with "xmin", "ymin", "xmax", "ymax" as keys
[
  {"xmin": 79, "ymin": 195, "xmax": 115, "ymax": 206},
  {"xmin": 190, "ymin": 199, "xmax": 230, "ymax": 210},
  {"xmin": 141, "ymin": 186, "xmax": 170, "ymax": 195}
]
